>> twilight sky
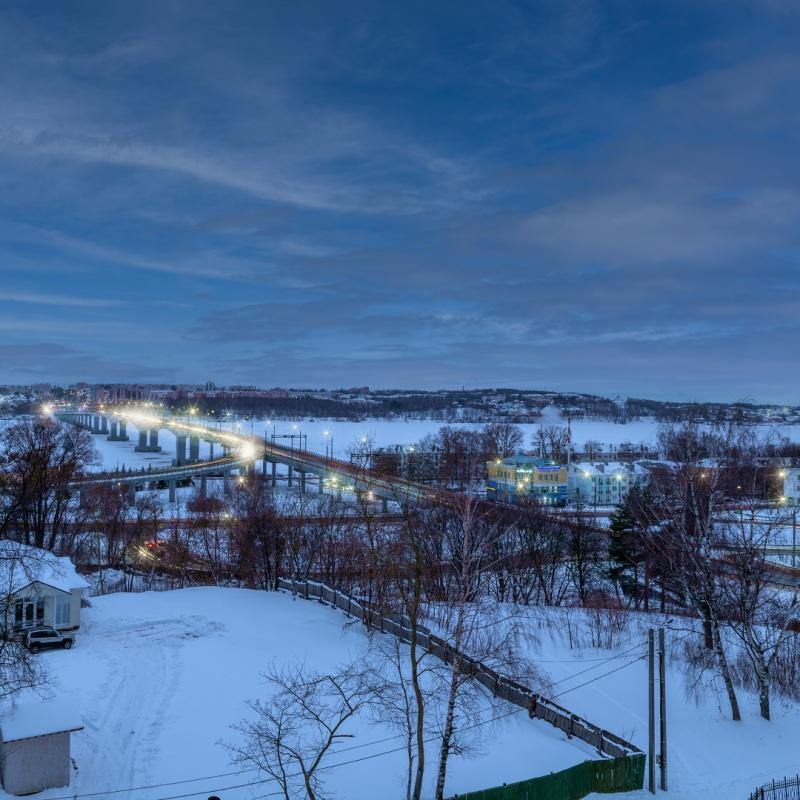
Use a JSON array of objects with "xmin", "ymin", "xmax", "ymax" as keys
[{"xmin": 0, "ymin": 1, "xmax": 798, "ymax": 402}]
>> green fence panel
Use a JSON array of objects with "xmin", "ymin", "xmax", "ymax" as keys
[
  {"xmin": 448, "ymin": 755, "xmax": 645, "ymax": 800},
  {"xmin": 593, "ymin": 755, "xmax": 646, "ymax": 793}
]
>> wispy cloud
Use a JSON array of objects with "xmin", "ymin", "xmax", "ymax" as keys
[{"xmin": 0, "ymin": 290, "xmax": 122, "ymax": 307}]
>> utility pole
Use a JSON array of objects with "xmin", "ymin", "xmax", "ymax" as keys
[
  {"xmin": 648, "ymin": 628, "xmax": 656, "ymax": 794},
  {"xmin": 659, "ymin": 627, "xmax": 668, "ymax": 791}
]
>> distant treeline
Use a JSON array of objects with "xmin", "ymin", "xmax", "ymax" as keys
[
  {"xmin": 5, "ymin": 385, "xmax": 794, "ymax": 425},
  {"xmin": 170, "ymin": 390, "xmax": 789, "ymax": 425}
]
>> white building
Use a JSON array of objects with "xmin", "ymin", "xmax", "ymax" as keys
[
  {"xmin": 567, "ymin": 461, "xmax": 650, "ymax": 507},
  {"xmin": 0, "ymin": 698, "xmax": 83, "ymax": 795},
  {"xmin": 782, "ymin": 467, "xmax": 800, "ymax": 505},
  {"xmin": 0, "ymin": 543, "xmax": 89, "ymax": 634}
]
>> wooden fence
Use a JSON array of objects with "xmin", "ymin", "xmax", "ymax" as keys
[
  {"xmin": 277, "ymin": 577, "xmax": 643, "ymax": 764},
  {"xmin": 448, "ymin": 755, "xmax": 646, "ymax": 800}
]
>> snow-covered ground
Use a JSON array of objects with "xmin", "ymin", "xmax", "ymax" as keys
[
  {"xmin": 515, "ymin": 606, "xmax": 800, "ymax": 800},
  {"xmin": 86, "ymin": 410, "xmax": 800, "ymax": 471},
  {"xmin": 17, "ymin": 588, "xmax": 799, "ymax": 800},
  {"xmin": 8, "ymin": 410, "xmax": 800, "ymax": 472},
  {"xmin": 17, "ymin": 588, "xmax": 595, "ymax": 800}
]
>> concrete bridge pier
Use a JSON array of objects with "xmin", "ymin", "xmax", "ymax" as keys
[
  {"xmin": 99, "ymin": 417, "xmax": 109, "ymax": 435},
  {"xmin": 209, "ymin": 442, "xmax": 215, "ymax": 459},
  {"xmin": 135, "ymin": 427, "xmax": 161, "ymax": 452},
  {"xmin": 318, "ymin": 473, "xmax": 324, "ymax": 494},
  {"xmin": 175, "ymin": 434, "xmax": 188, "ymax": 466},
  {"xmin": 189, "ymin": 435, "xmax": 200, "ymax": 463},
  {"xmin": 91, "ymin": 416, "xmax": 102, "ymax": 434},
  {"xmin": 199, "ymin": 475, "xmax": 207, "ymax": 498},
  {"xmin": 300, "ymin": 471, "xmax": 306, "ymax": 494},
  {"xmin": 381, "ymin": 497, "xmax": 389, "ymax": 514},
  {"xmin": 168, "ymin": 479, "xmax": 177, "ymax": 503},
  {"xmin": 223, "ymin": 470, "xmax": 231, "ymax": 496},
  {"xmin": 107, "ymin": 420, "xmax": 129, "ymax": 442},
  {"xmin": 271, "ymin": 461, "xmax": 277, "ymax": 488}
]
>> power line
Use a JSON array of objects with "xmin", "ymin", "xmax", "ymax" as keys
[
  {"xmin": 44, "ymin": 638, "xmax": 650, "ymax": 800},
  {"xmin": 152, "ymin": 705, "xmax": 529, "ymax": 800},
  {"xmin": 42, "ymin": 699, "xmax": 523, "ymax": 800},
  {"xmin": 550, "ymin": 654, "xmax": 648, "ymax": 700},
  {"xmin": 155, "ymin": 654, "xmax": 649, "ymax": 800},
  {"xmin": 507, "ymin": 638, "xmax": 647, "ymax": 690}
]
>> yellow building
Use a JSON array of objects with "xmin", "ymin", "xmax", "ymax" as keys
[{"xmin": 486, "ymin": 454, "xmax": 568, "ymax": 505}]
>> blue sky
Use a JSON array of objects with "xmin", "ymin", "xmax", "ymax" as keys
[{"xmin": 0, "ymin": 1, "xmax": 798, "ymax": 401}]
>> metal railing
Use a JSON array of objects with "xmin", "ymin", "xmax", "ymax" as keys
[{"xmin": 750, "ymin": 777, "xmax": 800, "ymax": 800}]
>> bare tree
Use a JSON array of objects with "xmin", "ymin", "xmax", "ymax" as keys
[
  {"xmin": 0, "ymin": 416, "xmax": 96, "ymax": 549},
  {"xmin": 432, "ymin": 497, "xmax": 528, "ymax": 800},
  {"xmin": 387, "ymin": 498, "xmax": 442, "ymax": 800},
  {"xmin": 482, "ymin": 424, "xmax": 523, "ymax": 460},
  {"xmin": 227, "ymin": 660, "xmax": 379, "ymax": 800},
  {"xmin": 533, "ymin": 425, "xmax": 570, "ymax": 461},
  {"xmin": 0, "ymin": 543, "xmax": 47, "ymax": 700},
  {"xmin": 643, "ymin": 422, "xmax": 742, "ymax": 720},
  {"xmin": 232, "ymin": 477, "xmax": 284, "ymax": 589},
  {"xmin": 719, "ymin": 504, "xmax": 797, "ymax": 720},
  {"xmin": 367, "ymin": 631, "xmax": 435, "ymax": 800}
]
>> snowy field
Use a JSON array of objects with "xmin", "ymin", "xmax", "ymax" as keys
[
  {"xmin": 16, "ymin": 589, "xmax": 800, "ymax": 800},
  {"xmin": 516, "ymin": 607, "xmax": 800, "ymax": 800},
  {"xmin": 18, "ymin": 588, "xmax": 596, "ymax": 800},
  {"xmin": 213, "ymin": 409, "xmax": 800, "ymax": 459},
  {"xmin": 6, "ymin": 411, "xmax": 800, "ymax": 472}
]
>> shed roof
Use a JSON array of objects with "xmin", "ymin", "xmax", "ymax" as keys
[
  {"xmin": 1, "ymin": 698, "xmax": 83, "ymax": 742},
  {"xmin": 0, "ymin": 541, "xmax": 89, "ymax": 596}
]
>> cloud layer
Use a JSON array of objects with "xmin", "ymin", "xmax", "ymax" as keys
[{"xmin": 0, "ymin": 1, "xmax": 797, "ymax": 401}]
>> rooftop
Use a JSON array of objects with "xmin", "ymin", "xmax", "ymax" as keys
[
  {"xmin": 1, "ymin": 697, "xmax": 83, "ymax": 742},
  {"xmin": 0, "ymin": 542, "xmax": 89, "ymax": 595}
]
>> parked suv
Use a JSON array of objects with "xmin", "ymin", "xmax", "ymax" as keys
[{"xmin": 23, "ymin": 627, "xmax": 75, "ymax": 653}]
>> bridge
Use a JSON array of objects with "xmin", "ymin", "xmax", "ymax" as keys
[{"xmin": 55, "ymin": 407, "xmax": 431, "ymax": 510}]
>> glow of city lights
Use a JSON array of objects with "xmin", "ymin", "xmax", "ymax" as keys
[{"xmin": 238, "ymin": 443, "xmax": 257, "ymax": 461}]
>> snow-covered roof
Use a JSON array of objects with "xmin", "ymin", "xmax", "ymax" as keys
[
  {"xmin": 0, "ymin": 542, "xmax": 89, "ymax": 596},
  {"xmin": 569, "ymin": 460, "xmax": 660, "ymax": 476},
  {"xmin": 1, "ymin": 698, "xmax": 83, "ymax": 742}
]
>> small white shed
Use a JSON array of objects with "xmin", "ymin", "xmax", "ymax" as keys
[
  {"xmin": 0, "ymin": 699, "xmax": 83, "ymax": 795},
  {"xmin": 0, "ymin": 542, "xmax": 89, "ymax": 634}
]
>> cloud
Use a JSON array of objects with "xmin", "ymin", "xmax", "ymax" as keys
[{"xmin": 0, "ymin": 290, "xmax": 122, "ymax": 307}]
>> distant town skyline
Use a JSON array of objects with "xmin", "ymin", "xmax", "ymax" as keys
[{"xmin": 1, "ymin": 2, "xmax": 798, "ymax": 403}]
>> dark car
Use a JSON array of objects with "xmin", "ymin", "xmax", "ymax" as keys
[{"xmin": 23, "ymin": 627, "xmax": 75, "ymax": 653}]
